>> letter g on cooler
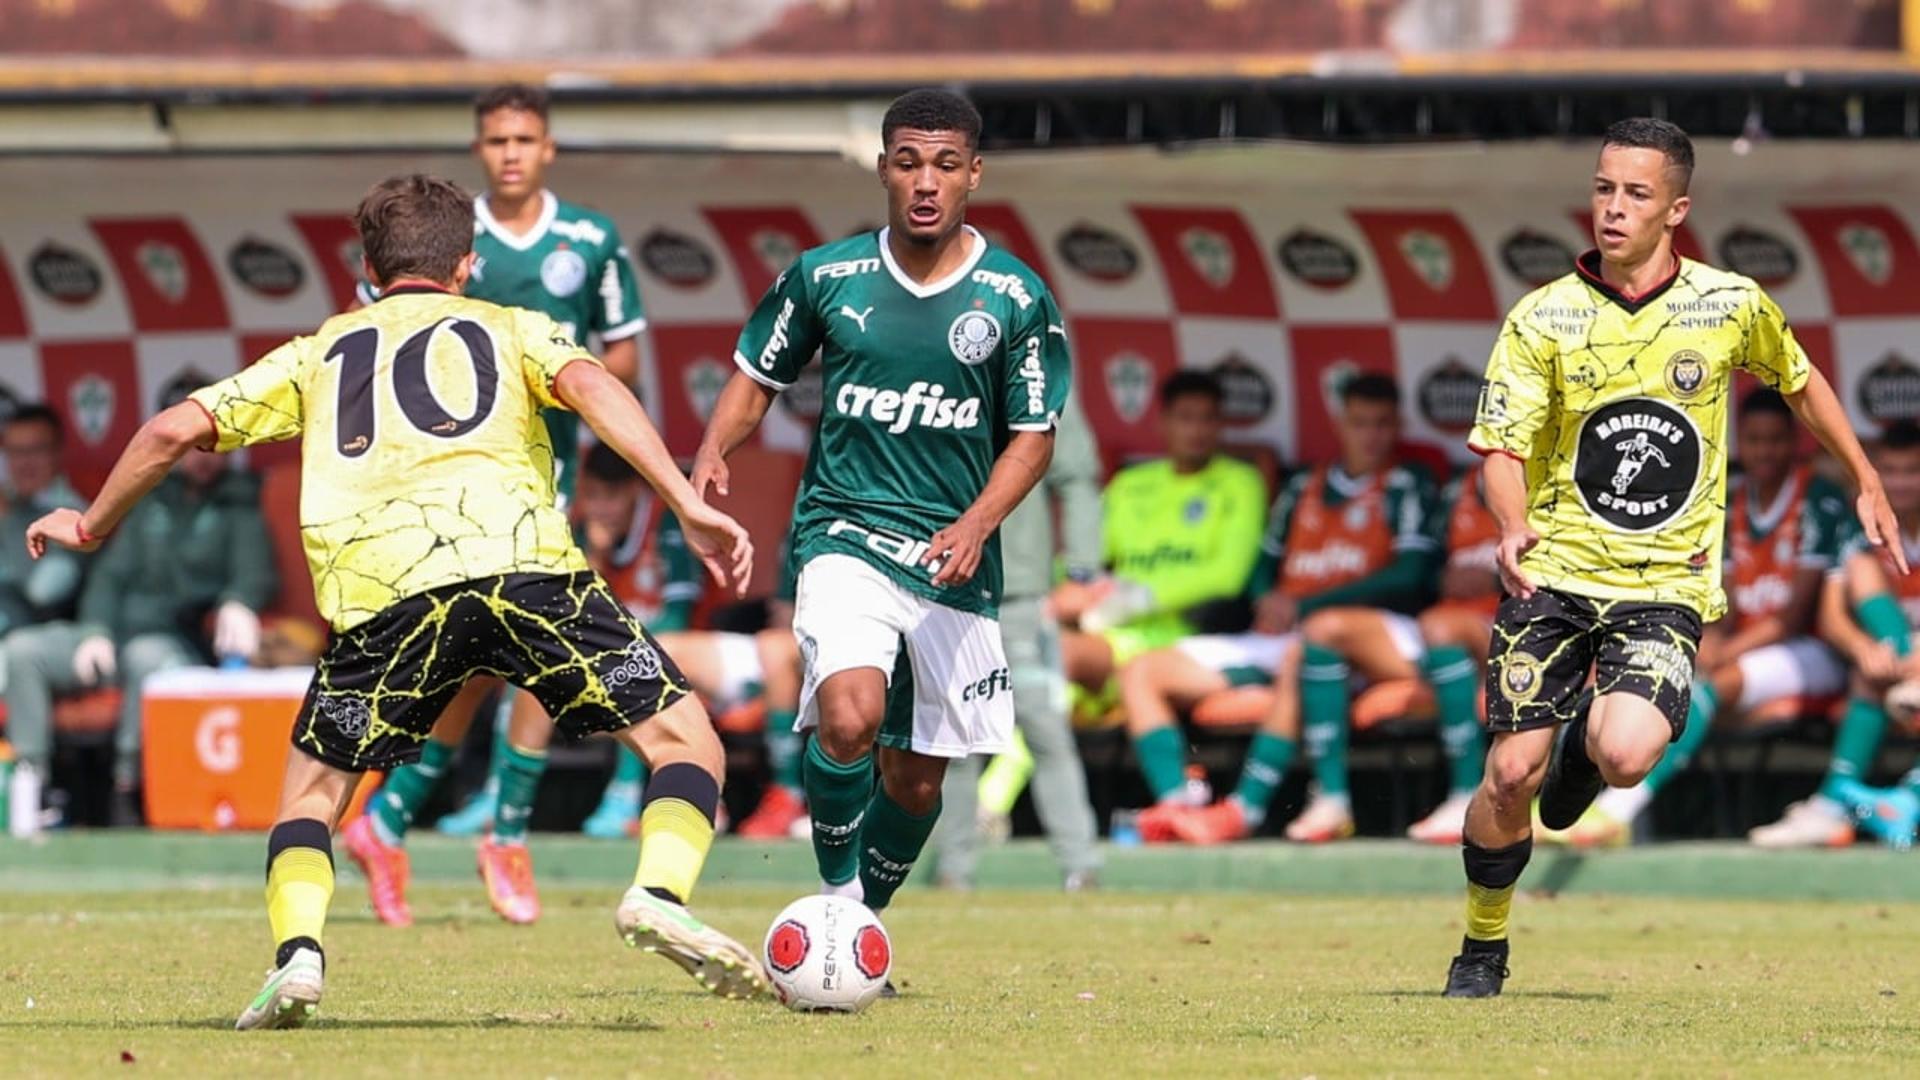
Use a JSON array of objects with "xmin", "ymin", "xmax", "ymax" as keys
[{"xmin": 195, "ymin": 706, "xmax": 243, "ymax": 774}]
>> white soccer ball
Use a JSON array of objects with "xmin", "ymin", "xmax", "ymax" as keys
[{"xmin": 762, "ymin": 894, "xmax": 891, "ymax": 1013}]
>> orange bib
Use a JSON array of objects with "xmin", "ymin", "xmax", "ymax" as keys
[
  {"xmin": 1279, "ymin": 467, "xmax": 1395, "ymax": 597},
  {"xmin": 1727, "ymin": 470, "xmax": 1810, "ymax": 631}
]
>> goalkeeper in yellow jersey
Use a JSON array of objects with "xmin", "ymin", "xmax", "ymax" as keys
[
  {"xmin": 27, "ymin": 175, "xmax": 768, "ymax": 1028},
  {"xmin": 1442, "ymin": 118, "xmax": 1904, "ymax": 998}
]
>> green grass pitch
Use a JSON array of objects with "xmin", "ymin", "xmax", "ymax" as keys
[{"xmin": 0, "ymin": 881, "xmax": 1913, "ymax": 1077}]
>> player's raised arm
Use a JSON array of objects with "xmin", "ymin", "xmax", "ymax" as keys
[
  {"xmin": 26, "ymin": 402, "xmax": 214, "ymax": 558},
  {"xmin": 1783, "ymin": 367, "xmax": 1905, "ymax": 574}
]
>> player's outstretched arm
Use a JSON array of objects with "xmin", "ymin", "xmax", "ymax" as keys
[
  {"xmin": 689, "ymin": 372, "xmax": 777, "ymax": 500},
  {"xmin": 25, "ymin": 403, "xmax": 213, "ymax": 559},
  {"xmin": 927, "ymin": 429, "xmax": 1055, "ymax": 588},
  {"xmin": 1785, "ymin": 368, "xmax": 1907, "ymax": 574},
  {"xmin": 555, "ymin": 360, "xmax": 754, "ymax": 596}
]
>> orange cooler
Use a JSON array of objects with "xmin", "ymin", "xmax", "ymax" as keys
[{"xmin": 142, "ymin": 668, "xmax": 375, "ymax": 830}]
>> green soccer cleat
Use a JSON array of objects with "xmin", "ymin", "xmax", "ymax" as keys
[
  {"xmin": 614, "ymin": 886, "xmax": 770, "ymax": 1001},
  {"xmin": 234, "ymin": 947, "xmax": 323, "ymax": 1031}
]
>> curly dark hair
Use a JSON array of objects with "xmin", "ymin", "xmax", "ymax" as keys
[{"xmin": 881, "ymin": 88, "xmax": 983, "ymax": 150}]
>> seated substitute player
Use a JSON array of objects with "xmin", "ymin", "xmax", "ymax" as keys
[
  {"xmin": 1052, "ymin": 370, "xmax": 1268, "ymax": 713},
  {"xmin": 1121, "ymin": 372, "xmax": 1440, "ymax": 844},
  {"xmin": 1441, "ymin": 118, "xmax": 1898, "ymax": 999},
  {"xmin": 27, "ymin": 175, "xmax": 765, "ymax": 1028},
  {"xmin": 10, "ymin": 436, "xmax": 276, "ymax": 825},
  {"xmin": 1569, "ymin": 389, "xmax": 1850, "ymax": 846},
  {"xmin": 1756, "ymin": 421, "xmax": 1920, "ymax": 847},
  {"xmin": 691, "ymin": 90, "xmax": 1070, "ymax": 939}
]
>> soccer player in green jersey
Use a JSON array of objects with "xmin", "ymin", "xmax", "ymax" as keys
[
  {"xmin": 692, "ymin": 89, "xmax": 1070, "ymax": 963},
  {"xmin": 345, "ymin": 83, "xmax": 651, "ymax": 927},
  {"xmin": 1443, "ymin": 118, "xmax": 1902, "ymax": 998}
]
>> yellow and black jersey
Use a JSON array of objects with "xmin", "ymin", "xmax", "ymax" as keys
[
  {"xmin": 1468, "ymin": 252, "xmax": 1811, "ymax": 621},
  {"xmin": 189, "ymin": 284, "xmax": 597, "ymax": 631}
]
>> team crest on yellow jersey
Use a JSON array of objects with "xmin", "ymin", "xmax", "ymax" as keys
[{"xmin": 1665, "ymin": 349, "xmax": 1707, "ymax": 398}]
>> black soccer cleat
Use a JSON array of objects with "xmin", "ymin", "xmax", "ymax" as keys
[
  {"xmin": 1443, "ymin": 943, "xmax": 1510, "ymax": 999},
  {"xmin": 1538, "ymin": 692, "xmax": 1603, "ymax": 831},
  {"xmin": 879, "ymin": 979, "xmax": 899, "ymax": 999}
]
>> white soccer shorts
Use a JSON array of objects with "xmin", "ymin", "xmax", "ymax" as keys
[
  {"xmin": 1733, "ymin": 636, "xmax": 1847, "ymax": 711},
  {"xmin": 792, "ymin": 553, "xmax": 1014, "ymax": 758},
  {"xmin": 1175, "ymin": 612, "xmax": 1425, "ymax": 682},
  {"xmin": 708, "ymin": 631, "xmax": 766, "ymax": 712}
]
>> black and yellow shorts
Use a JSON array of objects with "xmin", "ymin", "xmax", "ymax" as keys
[
  {"xmin": 1484, "ymin": 588, "xmax": 1701, "ymax": 739},
  {"xmin": 293, "ymin": 572, "xmax": 689, "ymax": 772}
]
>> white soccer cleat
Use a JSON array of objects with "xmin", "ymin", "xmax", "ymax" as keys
[
  {"xmin": 1748, "ymin": 798, "xmax": 1855, "ymax": 849},
  {"xmin": 1283, "ymin": 793, "xmax": 1356, "ymax": 843},
  {"xmin": 615, "ymin": 886, "xmax": 769, "ymax": 1001},
  {"xmin": 1407, "ymin": 792, "xmax": 1472, "ymax": 845},
  {"xmin": 234, "ymin": 947, "xmax": 323, "ymax": 1031}
]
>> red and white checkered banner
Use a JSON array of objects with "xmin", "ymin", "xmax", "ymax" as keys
[{"xmin": 4, "ymin": 143, "xmax": 1917, "ymax": 489}]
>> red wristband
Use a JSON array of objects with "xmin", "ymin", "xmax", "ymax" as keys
[{"xmin": 75, "ymin": 518, "xmax": 107, "ymax": 545}]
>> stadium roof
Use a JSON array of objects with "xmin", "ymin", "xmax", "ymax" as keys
[
  {"xmin": 5, "ymin": 51, "xmax": 1920, "ymax": 156},
  {"xmin": 3, "ymin": 0, "xmax": 1920, "ymax": 152}
]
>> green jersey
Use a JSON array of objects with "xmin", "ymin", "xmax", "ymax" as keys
[
  {"xmin": 734, "ymin": 227, "xmax": 1072, "ymax": 616},
  {"xmin": 356, "ymin": 190, "xmax": 646, "ymax": 498},
  {"xmin": 1102, "ymin": 455, "xmax": 1268, "ymax": 644}
]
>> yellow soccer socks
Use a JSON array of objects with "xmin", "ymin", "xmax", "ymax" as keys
[
  {"xmin": 264, "ymin": 818, "xmax": 335, "ymax": 968},
  {"xmin": 634, "ymin": 763, "xmax": 720, "ymax": 904}
]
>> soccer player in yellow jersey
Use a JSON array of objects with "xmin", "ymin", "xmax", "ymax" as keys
[
  {"xmin": 1441, "ymin": 119, "xmax": 1904, "ymax": 998},
  {"xmin": 26, "ymin": 175, "xmax": 769, "ymax": 1027}
]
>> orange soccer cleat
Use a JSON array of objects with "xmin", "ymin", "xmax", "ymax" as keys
[
  {"xmin": 341, "ymin": 814, "xmax": 413, "ymax": 928},
  {"xmin": 1169, "ymin": 799, "xmax": 1253, "ymax": 845},
  {"xmin": 735, "ymin": 785, "xmax": 808, "ymax": 840},
  {"xmin": 477, "ymin": 840, "xmax": 541, "ymax": 925},
  {"xmin": 1135, "ymin": 801, "xmax": 1189, "ymax": 843}
]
